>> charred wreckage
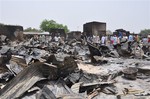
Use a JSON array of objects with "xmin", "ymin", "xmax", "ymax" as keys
[{"xmin": 0, "ymin": 25, "xmax": 150, "ymax": 99}]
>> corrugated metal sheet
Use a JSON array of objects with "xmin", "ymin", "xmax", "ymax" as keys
[{"xmin": 71, "ymin": 82, "xmax": 83, "ymax": 94}]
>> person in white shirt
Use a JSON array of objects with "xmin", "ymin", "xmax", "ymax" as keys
[
  {"xmin": 54, "ymin": 36, "xmax": 59, "ymax": 42},
  {"xmin": 101, "ymin": 35, "xmax": 106, "ymax": 45},
  {"xmin": 113, "ymin": 35, "xmax": 118, "ymax": 49},
  {"xmin": 92, "ymin": 35, "xmax": 96, "ymax": 44},
  {"xmin": 95, "ymin": 35, "xmax": 100, "ymax": 44}
]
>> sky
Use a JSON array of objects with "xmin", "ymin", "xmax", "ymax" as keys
[{"xmin": 0, "ymin": 0, "xmax": 150, "ymax": 33}]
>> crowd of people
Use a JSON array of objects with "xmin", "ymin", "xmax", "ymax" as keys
[
  {"xmin": 1, "ymin": 30, "xmax": 150, "ymax": 49},
  {"xmin": 86, "ymin": 33, "xmax": 150, "ymax": 50},
  {"xmin": 30, "ymin": 34, "xmax": 65, "ymax": 46}
]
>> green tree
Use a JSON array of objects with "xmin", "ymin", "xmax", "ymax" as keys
[
  {"xmin": 139, "ymin": 29, "xmax": 150, "ymax": 38},
  {"xmin": 24, "ymin": 27, "xmax": 42, "ymax": 32},
  {"xmin": 40, "ymin": 19, "xmax": 69, "ymax": 33}
]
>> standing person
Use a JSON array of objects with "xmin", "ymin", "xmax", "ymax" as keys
[
  {"xmin": 135, "ymin": 35, "xmax": 140, "ymax": 43},
  {"xmin": 92, "ymin": 34, "xmax": 99, "ymax": 46},
  {"xmin": 58, "ymin": 35, "xmax": 61, "ymax": 41},
  {"xmin": 123, "ymin": 33, "xmax": 128, "ymax": 41},
  {"xmin": 142, "ymin": 37, "xmax": 148, "ymax": 45},
  {"xmin": 113, "ymin": 35, "xmax": 118, "ymax": 49},
  {"xmin": 118, "ymin": 31, "xmax": 123, "ymax": 42},
  {"xmin": 137, "ymin": 35, "xmax": 140, "ymax": 43},
  {"xmin": 101, "ymin": 35, "xmax": 106, "ymax": 45},
  {"xmin": 48, "ymin": 35, "xmax": 52, "ymax": 42},
  {"xmin": 117, "ymin": 35, "xmax": 120, "ymax": 44},
  {"xmin": 14, "ymin": 29, "xmax": 20, "ymax": 38},
  {"xmin": 95, "ymin": 35, "xmax": 100, "ymax": 46},
  {"xmin": 87, "ymin": 36, "xmax": 90, "ymax": 42},
  {"xmin": 128, "ymin": 34, "xmax": 134, "ymax": 42},
  {"xmin": 87, "ymin": 36, "xmax": 93, "ymax": 43},
  {"xmin": 148, "ymin": 35, "xmax": 150, "ymax": 43},
  {"xmin": 109, "ymin": 35, "xmax": 113, "ymax": 48},
  {"xmin": 45, "ymin": 35, "xmax": 49, "ymax": 45},
  {"xmin": 92, "ymin": 35, "xmax": 96, "ymax": 44},
  {"xmin": 41, "ymin": 35, "xmax": 46, "ymax": 44},
  {"xmin": 39, "ymin": 35, "xmax": 42, "ymax": 43},
  {"xmin": 54, "ymin": 35, "xmax": 59, "ymax": 42},
  {"xmin": 59, "ymin": 36, "xmax": 65, "ymax": 45},
  {"xmin": 128, "ymin": 34, "xmax": 134, "ymax": 52},
  {"xmin": 81, "ymin": 32, "xmax": 86, "ymax": 40},
  {"xmin": 110, "ymin": 36, "xmax": 114, "ymax": 45}
]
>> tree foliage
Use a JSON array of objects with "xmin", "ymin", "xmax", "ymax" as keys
[
  {"xmin": 24, "ymin": 27, "xmax": 42, "ymax": 32},
  {"xmin": 40, "ymin": 19, "xmax": 69, "ymax": 33},
  {"xmin": 0, "ymin": 23, "xmax": 4, "ymax": 25},
  {"xmin": 139, "ymin": 29, "xmax": 150, "ymax": 38}
]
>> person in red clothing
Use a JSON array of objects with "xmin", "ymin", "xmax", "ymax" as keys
[
  {"xmin": 148, "ymin": 35, "xmax": 150, "ymax": 43},
  {"xmin": 148, "ymin": 38, "xmax": 150, "ymax": 43}
]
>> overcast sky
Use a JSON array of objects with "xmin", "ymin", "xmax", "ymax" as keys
[{"xmin": 0, "ymin": 0, "xmax": 150, "ymax": 33}]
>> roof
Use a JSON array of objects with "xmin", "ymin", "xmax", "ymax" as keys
[
  {"xmin": 84, "ymin": 21, "xmax": 106, "ymax": 25},
  {"xmin": 23, "ymin": 32, "xmax": 49, "ymax": 35}
]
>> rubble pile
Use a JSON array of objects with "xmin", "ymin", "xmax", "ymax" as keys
[{"xmin": 0, "ymin": 36, "xmax": 150, "ymax": 99}]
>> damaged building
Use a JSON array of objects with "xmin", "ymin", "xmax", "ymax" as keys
[
  {"xmin": 67, "ymin": 31, "xmax": 82, "ymax": 41},
  {"xmin": 83, "ymin": 21, "xmax": 106, "ymax": 38},
  {"xmin": 0, "ymin": 24, "xmax": 23, "ymax": 40}
]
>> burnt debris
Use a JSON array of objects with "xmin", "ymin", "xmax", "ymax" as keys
[{"xmin": 0, "ymin": 27, "xmax": 150, "ymax": 99}]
